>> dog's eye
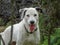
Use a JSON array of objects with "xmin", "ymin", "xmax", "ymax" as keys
[
  {"xmin": 34, "ymin": 14, "xmax": 37, "ymax": 16},
  {"xmin": 27, "ymin": 15, "xmax": 29, "ymax": 17}
]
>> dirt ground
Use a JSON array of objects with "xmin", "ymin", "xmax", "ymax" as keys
[{"xmin": 0, "ymin": 26, "xmax": 6, "ymax": 32}]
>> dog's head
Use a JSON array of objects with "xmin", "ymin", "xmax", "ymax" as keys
[{"xmin": 20, "ymin": 7, "xmax": 41, "ymax": 33}]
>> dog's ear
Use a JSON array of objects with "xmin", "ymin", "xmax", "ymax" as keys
[
  {"xmin": 23, "ymin": 10, "xmax": 27, "ymax": 18},
  {"xmin": 19, "ymin": 9, "xmax": 24, "ymax": 20},
  {"xmin": 19, "ymin": 9, "xmax": 23, "ymax": 13},
  {"xmin": 35, "ymin": 7, "xmax": 43, "ymax": 13},
  {"xmin": 19, "ymin": 8, "xmax": 28, "ymax": 20}
]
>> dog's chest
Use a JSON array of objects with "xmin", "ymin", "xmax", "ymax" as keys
[
  {"xmin": 26, "ymin": 34, "xmax": 35, "ymax": 41},
  {"xmin": 23, "ymin": 33, "xmax": 37, "ymax": 45}
]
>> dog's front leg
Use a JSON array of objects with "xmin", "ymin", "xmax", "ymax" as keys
[
  {"xmin": 35, "ymin": 29, "xmax": 40, "ymax": 45},
  {"xmin": 16, "ymin": 42, "xmax": 23, "ymax": 45},
  {"xmin": 16, "ymin": 41, "xmax": 20, "ymax": 45},
  {"xmin": 16, "ymin": 36, "xmax": 23, "ymax": 45}
]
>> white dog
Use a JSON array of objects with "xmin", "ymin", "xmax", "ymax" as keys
[{"xmin": 0, "ymin": 7, "xmax": 40, "ymax": 45}]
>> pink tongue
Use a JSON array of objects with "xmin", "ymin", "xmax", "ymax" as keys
[{"xmin": 30, "ymin": 24, "xmax": 35, "ymax": 32}]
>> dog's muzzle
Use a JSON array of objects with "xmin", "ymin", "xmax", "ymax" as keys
[{"xmin": 29, "ymin": 20, "xmax": 36, "ymax": 32}]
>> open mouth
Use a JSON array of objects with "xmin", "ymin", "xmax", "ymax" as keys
[{"xmin": 29, "ymin": 24, "xmax": 35, "ymax": 32}]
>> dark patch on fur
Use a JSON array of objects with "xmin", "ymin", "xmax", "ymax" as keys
[{"xmin": 23, "ymin": 10, "xmax": 27, "ymax": 18}]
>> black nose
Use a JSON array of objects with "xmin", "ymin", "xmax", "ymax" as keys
[{"xmin": 30, "ymin": 21, "xmax": 34, "ymax": 24}]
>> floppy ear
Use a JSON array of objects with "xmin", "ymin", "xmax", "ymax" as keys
[
  {"xmin": 35, "ymin": 7, "xmax": 43, "ymax": 13},
  {"xmin": 19, "ymin": 9, "xmax": 24, "ymax": 20},
  {"xmin": 19, "ymin": 8, "xmax": 28, "ymax": 20},
  {"xmin": 19, "ymin": 9, "xmax": 23, "ymax": 13},
  {"xmin": 23, "ymin": 10, "xmax": 27, "ymax": 18}
]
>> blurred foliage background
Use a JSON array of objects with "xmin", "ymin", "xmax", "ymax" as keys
[{"xmin": 0, "ymin": 0, "xmax": 60, "ymax": 45}]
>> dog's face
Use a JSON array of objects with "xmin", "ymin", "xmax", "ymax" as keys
[{"xmin": 24, "ymin": 8, "xmax": 39, "ymax": 32}]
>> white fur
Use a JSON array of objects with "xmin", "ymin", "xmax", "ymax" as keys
[{"xmin": 1, "ymin": 8, "xmax": 40, "ymax": 45}]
